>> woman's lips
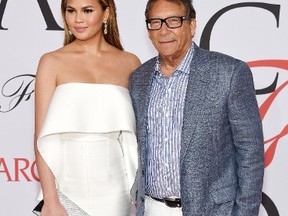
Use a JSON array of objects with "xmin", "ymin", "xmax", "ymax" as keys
[{"xmin": 74, "ymin": 27, "xmax": 87, "ymax": 33}]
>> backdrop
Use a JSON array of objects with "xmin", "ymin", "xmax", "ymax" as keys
[{"xmin": 0, "ymin": 0, "xmax": 287, "ymax": 215}]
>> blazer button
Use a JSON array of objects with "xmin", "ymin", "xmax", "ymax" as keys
[
  {"xmin": 141, "ymin": 197, "xmax": 145, "ymax": 202},
  {"xmin": 142, "ymin": 169, "xmax": 145, "ymax": 175}
]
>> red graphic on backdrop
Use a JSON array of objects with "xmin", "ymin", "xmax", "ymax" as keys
[
  {"xmin": 0, "ymin": 158, "xmax": 39, "ymax": 182},
  {"xmin": 248, "ymin": 59, "xmax": 288, "ymax": 168}
]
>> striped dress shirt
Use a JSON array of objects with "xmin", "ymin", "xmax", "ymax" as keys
[{"xmin": 146, "ymin": 44, "xmax": 194, "ymax": 199}]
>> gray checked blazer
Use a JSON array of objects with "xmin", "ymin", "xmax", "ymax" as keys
[{"xmin": 129, "ymin": 43, "xmax": 264, "ymax": 216}]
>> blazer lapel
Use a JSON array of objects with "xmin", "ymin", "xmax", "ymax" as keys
[{"xmin": 180, "ymin": 46, "xmax": 212, "ymax": 166}]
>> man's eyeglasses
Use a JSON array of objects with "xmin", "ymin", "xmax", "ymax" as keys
[{"xmin": 146, "ymin": 16, "xmax": 188, "ymax": 30}]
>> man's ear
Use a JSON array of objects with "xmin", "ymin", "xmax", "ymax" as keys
[{"xmin": 190, "ymin": 19, "xmax": 197, "ymax": 37}]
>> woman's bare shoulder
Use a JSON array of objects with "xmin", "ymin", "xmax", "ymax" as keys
[
  {"xmin": 117, "ymin": 50, "xmax": 141, "ymax": 72},
  {"xmin": 38, "ymin": 48, "xmax": 64, "ymax": 66},
  {"xmin": 36, "ymin": 47, "xmax": 68, "ymax": 81}
]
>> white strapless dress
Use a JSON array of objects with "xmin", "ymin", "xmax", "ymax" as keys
[{"xmin": 36, "ymin": 83, "xmax": 138, "ymax": 216}]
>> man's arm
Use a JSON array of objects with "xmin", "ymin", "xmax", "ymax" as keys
[{"xmin": 228, "ymin": 60, "xmax": 264, "ymax": 215}]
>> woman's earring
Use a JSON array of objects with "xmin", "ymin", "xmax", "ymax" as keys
[
  {"xmin": 104, "ymin": 22, "xmax": 108, "ymax": 35},
  {"xmin": 68, "ymin": 30, "xmax": 72, "ymax": 35}
]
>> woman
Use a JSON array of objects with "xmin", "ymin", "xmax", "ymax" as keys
[{"xmin": 33, "ymin": 0, "xmax": 140, "ymax": 215}]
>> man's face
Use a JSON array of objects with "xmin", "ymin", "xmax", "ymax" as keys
[{"xmin": 147, "ymin": 0, "xmax": 196, "ymax": 60}]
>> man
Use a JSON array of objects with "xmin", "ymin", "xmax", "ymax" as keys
[{"xmin": 129, "ymin": 0, "xmax": 264, "ymax": 215}]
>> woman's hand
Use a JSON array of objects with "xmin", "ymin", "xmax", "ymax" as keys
[{"xmin": 40, "ymin": 201, "xmax": 68, "ymax": 216}]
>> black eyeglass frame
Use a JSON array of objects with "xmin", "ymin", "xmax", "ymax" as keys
[{"xmin": 145, "ymin": 16, "xmax": 188, "ymax": 30}]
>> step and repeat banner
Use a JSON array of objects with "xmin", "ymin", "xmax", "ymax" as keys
[{"xmin": 0, "ymin": 0, "xmax": 287, "ymax": 215}]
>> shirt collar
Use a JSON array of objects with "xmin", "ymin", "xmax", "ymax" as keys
[{"xmin": 155, "ymin": 42, "xmax": 195, "ymax": 76}]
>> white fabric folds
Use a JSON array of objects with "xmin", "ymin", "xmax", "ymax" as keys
[{"xmin": 36, "ymin": 83, "xmax": 138, "ymax": 202}]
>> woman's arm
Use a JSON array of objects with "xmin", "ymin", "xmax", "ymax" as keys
[{"xmin": 34, "ymin": 53, "xmax": 67, "ymax": 216}]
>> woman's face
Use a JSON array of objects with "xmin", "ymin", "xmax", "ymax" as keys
[{"xmin": 65, "ymin": 0, "xmax": 109, "ymax": 41}]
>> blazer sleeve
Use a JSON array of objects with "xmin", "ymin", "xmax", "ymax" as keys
[{"xmin": 228, "ymin": 60, "xmax": 264, "ymax": 215}]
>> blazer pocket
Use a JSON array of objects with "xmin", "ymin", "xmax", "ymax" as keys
[{"xmin": 211, "ymin": 184, "xmax": 237, "ymax": 204}]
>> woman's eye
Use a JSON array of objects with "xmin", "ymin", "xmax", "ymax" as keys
[
  {"xmin": 66, "ymin": 9, "xmax": 74, "ymax": 13},
  {"xmin": 84, "ymin": 9, "xmax": 94, "ymax": 13}
]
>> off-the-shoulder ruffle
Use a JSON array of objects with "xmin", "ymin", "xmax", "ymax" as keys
[{"xmin": 36, "ymin": 83, "xmax": 138, "ymax": 201}]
